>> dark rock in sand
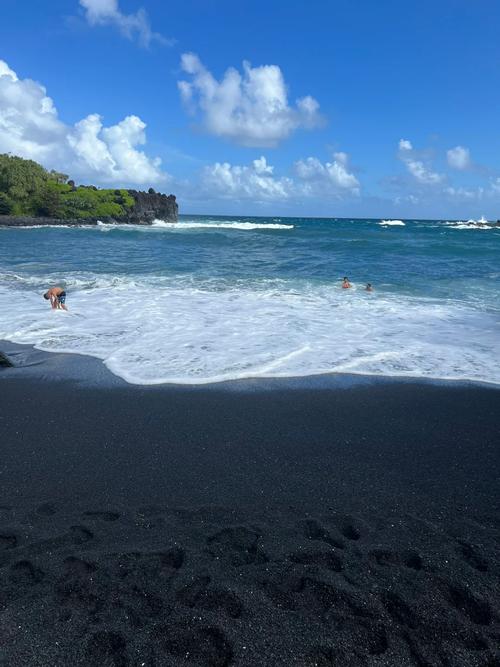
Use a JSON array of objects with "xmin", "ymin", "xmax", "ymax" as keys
[{"xmin": 0, "ymin": 351, "xmax": 14, "ymax": 367}]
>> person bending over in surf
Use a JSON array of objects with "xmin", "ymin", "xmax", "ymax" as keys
[
  {"xmin": 43, "ymin": 286, "xmax": 68, "ymax": 311},
  {"xmin": 342, "ymin": 276, "xmax": 351, "ymax": 289}
]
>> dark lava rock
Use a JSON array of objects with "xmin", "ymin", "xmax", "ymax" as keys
[
  {"xmin": 0, "ymin": 351, "xmax": 14, "ymax": 368},
  {"xmin": 125, "ymin": 190, "xmax": 178, "ymax": 224}
]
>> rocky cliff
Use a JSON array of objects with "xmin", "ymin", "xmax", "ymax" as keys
[
  {"xmin": 124, "ymin": 190, "xmax": 178, "ymax": 224},
  {"xmin": 0, "ymin": 189, "xmax": 178, "ymax": 226}
]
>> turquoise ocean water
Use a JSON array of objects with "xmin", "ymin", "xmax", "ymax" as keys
[{"xmin": 0, "ymin": 216, "xmax": 499, "ymax": 384}]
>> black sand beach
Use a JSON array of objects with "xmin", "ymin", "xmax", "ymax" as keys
[{"xmin": 0, "ymin": 348, "xmax": 499, "ymax": 666}]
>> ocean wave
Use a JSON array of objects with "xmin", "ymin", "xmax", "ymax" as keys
[
  {"xmin": 0, "ymin": 270, "xmax": 140, "ymax": 291},
  {"xmin": 151, "ymin": 219, "xmax": 294, "ymax": 231},
  {"xmin": 379, "ymin": 220, "xmax": 405, "ymax": 226},
  {"xmin": 93, "ymin": 219, "xmax": 295, "ymax": 232},
  {"xmin": 0, "ymin": 224, "xmax": 91, "ymax": 230},
  {"xmin": 444, "ymin": 222, "xmax": 493, "ymax": 230},
  {"xmin": 0, "ymin": 220, "xmax": 294, "ymax": 233},
  {"xmin": 1, "ymin": 274, "xmax": 499, "ymax": 386}
]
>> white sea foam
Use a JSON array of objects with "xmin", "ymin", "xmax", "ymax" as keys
[
  {"xmin": 94, "ymin": 219, "xmax": 295, "ymax": 232},
  {"xmin": 151, "ymin": 219, "xmax": 294, "ymax": 230},
  {"xmin": 445, "ymin": 221, "xmax": 493, "ymax": 230},
  {"xmin": 379, "ymin": 220, "xmax": 405, "ymax": 226},
  {"xmin": 0, "ymin": 224, "xmax": 85, "ymax": 230},
  {"xmin": 455, "ymin": 225, "xmax": 492, "ymax": 230},
  {"xmin": 2, "ymin": 219, "xmax": 294, "ymax": 233},
  {"xmin": 1, "ymin": 272, "xmax": 499, "ymax": 385}
]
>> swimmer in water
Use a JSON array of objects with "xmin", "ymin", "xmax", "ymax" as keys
[
  {"xmin": 365, "ymin": 283, "xmax": 373, "ymax": 291},
  {"xmin": 342, "ymin": 276, "xmax": 351, "ymax": 289}
]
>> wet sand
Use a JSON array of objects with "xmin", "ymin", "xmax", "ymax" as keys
[{"xmin": 0, "ymin": 349, "xmax": 499, "ymax": 666}]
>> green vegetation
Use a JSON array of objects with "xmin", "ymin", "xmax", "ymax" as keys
[{"xmin": 0, "ymin": 154, "xmax": 135, "ymax": 219}]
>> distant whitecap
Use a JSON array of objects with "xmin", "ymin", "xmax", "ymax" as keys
[{"xmin": 151, "ymin": 219, "xmax": 294, "ymax": 230}]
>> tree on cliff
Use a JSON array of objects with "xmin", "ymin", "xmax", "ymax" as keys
[
  {"xmin": 0, "ymin": 154, "xmax": 49, "ymax": 215},
  {"xmin": 35, "ymin": 182, "xmax": 64, "ymax": 218},
  {"xmin": 0, "ymin": 192, "xmax": 12, "ymax": 215}
]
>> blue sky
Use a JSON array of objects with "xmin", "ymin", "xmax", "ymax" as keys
[{"xmin": 1, "ymin": 0, "xmax": 499, "ymax": 218}]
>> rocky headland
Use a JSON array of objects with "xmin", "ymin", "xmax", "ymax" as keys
[
  {"xmin": 0, "ymin": 189, "xmax": 178, "ymax": 227},
  {"xmin": 0, "ymin": 154, "xmax": 178, "ymax": 226}
]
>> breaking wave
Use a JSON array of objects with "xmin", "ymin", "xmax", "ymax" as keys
[
  {"xmin": 150, "ymin": 219, "xmax": 294, "ymax": 231},
  {"xmin": 1, "ymin": 271, "xmax": 499, "ymax": 385}
]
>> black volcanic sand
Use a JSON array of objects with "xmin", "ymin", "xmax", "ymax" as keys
[{"xmin": 0, "ymin": 367, "xmax": 499, "ymax": 666}]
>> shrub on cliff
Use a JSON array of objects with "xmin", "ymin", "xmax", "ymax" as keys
[
  {"xmin": 57, "ymin": 186, "xmax": 134, "ymax": 218},
  {"xmin": 0, "ymin": 154, "xmax": 135, "ymax": 219}
]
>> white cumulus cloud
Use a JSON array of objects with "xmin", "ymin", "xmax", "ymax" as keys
[
  {"xmin": 447, "ymin": 145, "xmax": 470, "ymax": 170},
  {"xmin": 444, "ymin": 186, "xmax": 483, "ymax": 200},
  {"xmin": 398, "ymin": 138, "xmax": 444, "ymax": 185},
  {"xmin": 0, "ymin": 59, "xmax": 166, "ymax": 185},
  {"xmin": 489, "ymin": 178, "xmax": 500, "ymax": 193},
  {"xmin": 79, "ymin": 0, "xmax": 168, "ymax": 47},
  {"xmin": 68, "ymin": 113, "xmax": 163, "ymax": 184},
  {"xmin": 198, "ymin": 152, "xmax": 361, "ymax": 204},
  {"xmin": 398, "ymin": 139, "xmax": 413, "ymax": 151},
  {"xmin": 178, "ymin": 53, "xmax": 323, "ymax": 147},
  {"xmin": 0, "ymin": 61, "xmax": 18, "ymax": 81},
  {"xmin": 0, "ymin": 61, "xmax": 66, "ymax": 164},
  {"xmin": 294, "ymin": 152, "xmax": 360, "ymax": 195},
  {"xmin": 201, "ymin": 157, "xmax": 292, "ymax": 201}
]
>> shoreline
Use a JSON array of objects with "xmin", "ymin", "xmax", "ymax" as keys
[
  {"xmin": 2, "ymin": 339, "xmax": 500, "ymax": 392},
  {"xmin": 1, "ymin": 341, "xmax": 499, "ymax": 664},
  {"xmin": 0, "ymin": 216, "xmax": 170, "ymax": 227}
]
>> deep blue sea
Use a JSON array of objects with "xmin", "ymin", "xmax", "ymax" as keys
[{"xmin": 1, "ymin": 215, "xmax": 499, "ymax": 384}]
